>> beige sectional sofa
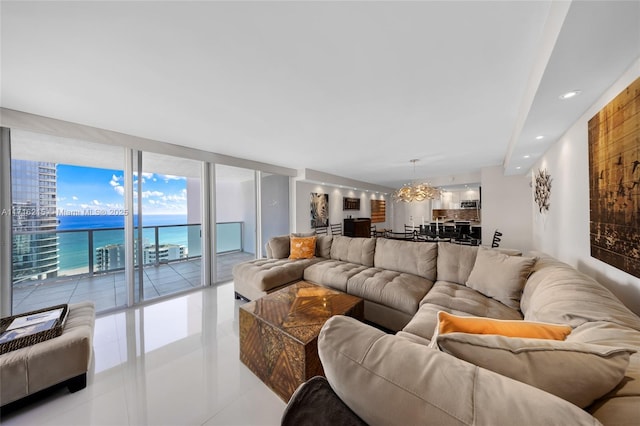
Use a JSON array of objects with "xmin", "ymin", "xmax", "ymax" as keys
[{"xmin": 234, "ymin": 235, "xmax": 640, "ymax": 425}]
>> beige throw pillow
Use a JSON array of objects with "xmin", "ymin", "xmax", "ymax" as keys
[
  {"xmin": 436, "ymin": 332, "xmax": 634, "ymax": 408},
  {"xmin": 269, "ymin": 235, "xmax": 291, "ymax": 259},
  {"xmin": 466, "ymin": 247, "xmax": 535, "ymax": 309}
]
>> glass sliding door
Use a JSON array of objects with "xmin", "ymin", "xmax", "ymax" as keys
[
  {"xmin": 135, "ymin": 151, "xmax": 203, "ymax": 302},
  {"xmin": 9, "ymin": 130, "xmax": 127, "ymax": 314},
  {"xmin": 215, "ymin": 165, "xmax": 256, "ymax": 282},
  {"xmin": 260, "ymin": 173, "xmax": 290, "ymax": 258}
]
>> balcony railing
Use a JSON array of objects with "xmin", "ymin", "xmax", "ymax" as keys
[{"xmin": 12, "ymin": 221, "xmax": 244, "ymax": 283}]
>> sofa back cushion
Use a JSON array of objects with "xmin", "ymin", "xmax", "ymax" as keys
[
  {"xmin": 315, "ymin": 235, "xmax": 333, "ymax": 258},
  {"xmin": 268, "ymin": 235, "xmax": 291, "ymax": 259},
  {"xmin": 436, "ymin": 242, "xmax": 478, "ymax": 285},
  {"xmin": 330, "ymin": 236, "xmax": 376, "ymax": 267},
  {"xmin": 374, "ymin": 238, "xmax": 437, "ymax": 281},
  {"xmin": 465, "ymin": 247, "xmax": 536, "ymax": 309},
  {"xmin": 522, "ymin": 253, "xmax": 640, "ymax": 331}
]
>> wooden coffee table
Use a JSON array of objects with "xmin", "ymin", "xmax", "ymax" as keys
[{"xmin": 239, "ymin": 281, "xmax": 364, "ymax": 402}]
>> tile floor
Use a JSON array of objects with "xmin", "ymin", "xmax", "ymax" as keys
[
  {"xmin": 12, "ymin": 252, "xmax": 255, "ymax": 315},
  {"xmin": 0, "ymin": 282, "xmax": 286, "ymax": 425}
]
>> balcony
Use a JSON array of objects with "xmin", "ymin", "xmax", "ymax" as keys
[{"xmin": 11, "ymin": 222, "xmax": 254, "ymax": 314}]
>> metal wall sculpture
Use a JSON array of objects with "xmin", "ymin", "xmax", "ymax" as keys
[
  {"xmin": 588, "ymin": 77, "xmax": 640, "ymax": 278},
  {"xmin": 534, "ymin": 168, "xmax": 552, "ymax": 213},
  {"xmin": 310, "ymin": 193, "xmax": 329, "ymax": 228}
]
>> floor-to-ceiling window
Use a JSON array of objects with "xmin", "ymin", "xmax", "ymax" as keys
[
  {"xmin": 134, "ymin": 151, "xmax": 204, "ymax": 303},
  {"xmin": 9, "ymin": 130, "xmax": 128, "ymax": 313}
]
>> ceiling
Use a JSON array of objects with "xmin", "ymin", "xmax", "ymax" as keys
[{"xmin": 1, "ymin": 1, "xmax": 639, "ymax": 188}]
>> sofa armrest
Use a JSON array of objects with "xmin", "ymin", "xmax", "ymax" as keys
[
  {"xmin": 281, "ymin": 376, "xmax": 366, "ymax": 426},
  {"xmin": 319, "ymin": 316, "xmax": 602, "ymax": 426}
]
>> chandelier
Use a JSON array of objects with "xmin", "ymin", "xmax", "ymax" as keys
[{"xmin": 392, "ymin": 160, "xmax": 442, "ymax": 203}]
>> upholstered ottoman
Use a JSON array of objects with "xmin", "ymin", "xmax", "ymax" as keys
[{"xmin": 0, "ymin": 301, "xmax": 95, "ymax": 406}]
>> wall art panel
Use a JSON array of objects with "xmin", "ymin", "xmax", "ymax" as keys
[{"xmin": 588, "ymin": 77, "xmax": 640, "ymax": 278}]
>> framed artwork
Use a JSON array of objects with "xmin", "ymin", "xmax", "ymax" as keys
[
  {"xmin": 588, "ymin": 76, "xmax": 640, "ymax": 278},
  {"xmin": 371, "ymin": 199, "xmax": 386, "ymax": 223},
  {"xmin": 343, "ymin": 197, "xmax": 360, "ymax": 210},
  {"xmin": 310, "ymin": 193, "xmax": 329, "ymax": 228}
]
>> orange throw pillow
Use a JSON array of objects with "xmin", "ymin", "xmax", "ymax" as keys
[
  {"xmin": 435, "ymin": 311, "xmax": 572, "ymax": 340},
  {"xmin": 289, "ymin": 236, "xmax": 317, "ymax": 259}
]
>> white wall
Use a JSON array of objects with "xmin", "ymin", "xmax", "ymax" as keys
[
  {"xmin": 261, "ymin": 174, "xmax": 290, "ymax": 256},
  {"xmin": 390, "ymin": 200, "xmax": 434, "ymax": 231},
  {"xmin": 531, "ymin": 60, "xmax": 640, "ymax": 315},
  {"xmin": 216, "ymin": 180, "xmax": 256, "ymax": 255},
  {"xmin": 481, "ymin": 165, "xmax": 533, "ymax": 253},
  {"xmin": 294, "ymin": 181, "xmax": 389, "ymax": 233}
]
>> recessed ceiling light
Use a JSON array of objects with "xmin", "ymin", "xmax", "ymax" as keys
[
  {"xmin": 516, "ymin": 166, "xmax": 522, "ymax": 170},
  {"xmin": 559, "ymin": 90, "xmax": 581, "ymax": 100},
  {"xmin": 535, "ymin": 135, "xmax": 544, "ymax": 140},
  {"xmin": 523, "ymin": 155, "xmax": 530, "ymax": 159}
]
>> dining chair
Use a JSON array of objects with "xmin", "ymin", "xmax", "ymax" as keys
[{"xmin": 315, "ymin": 226, "xmax": 328, "ymax": 236}]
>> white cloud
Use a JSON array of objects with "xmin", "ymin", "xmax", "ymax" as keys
[
  {"xmin": 161, "ymin": 174, "xmax": 186, "ymax": 182},
  {"xmin": 114, "ymin": 186, "xmax": 125, "ymax": 196},
  {"xmin": 92, "ymin": 200, "xmax": 102, "ymax": 206},
  {"xmin": 72, "ymin": 196, "xmax": 78, "ymax": 201},
  {"xmin": 133, "ymin": 172, "xmax": 153, "ymax": 183},
  {"xmin": 161, "ymin": 188, "xmax": 187, "ymax": 203},
  {"xmin": 141, "ymin": 190, "xmax": 164, "ymax": 199}
]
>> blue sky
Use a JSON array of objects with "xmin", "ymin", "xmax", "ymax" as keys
[{"xmin": 57, "ymin": 165, "xmax": 188, "ymax": 215}]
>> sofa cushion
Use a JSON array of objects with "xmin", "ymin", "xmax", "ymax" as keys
[
  {"xmin": 522, "ymin": 254, "xmax": 640, "ymax": 331},
  {"xmin": 268, "ymin": 235, "xmax": 291, "ymax": 259},
  {"xmin": 289, "ymin": 236, "xmax": 317, "ymax": 259},
  {"xmin": 436, "ymin": 242, "xmax": 478, "ymax": 285},
  {"xmin": 436, "ymin": 332, "xmax": 634, "ymax": 408},
  {"xmin": 346, "ymin": 269, "xmax": 434, "ymax": 316},
  {"xmin": 373, "ymin": 238, "xmax": 437, "ymax": 281},
  {"xmin": 232, "ymin": 257, "xmax": 320, "ymax": 293},
  {"xmin": 303, "ymin": 260, "xmax": 369, "ymax": 292},
  {"xmin": 315, "ymin": 235, "xmax": 333, "ymax": 259},
  {"xmin": 465, "ymin": 247, "xmax": 536, "ymax": 309},
  {"xmin": 330, "ymin": 236, "xmax": 376, "ymax": 267},
  {"xmin": 433, "ymin": 311, "xmax": 571, "ymax": 341},
  {"xmin": 401, "ymin": 281, "xmax": 524, "ymax": 341},
  {"xmin": 567, "ymin": 321, "xmax": 640, "ymax": 351},
  {"xmin": 318, "ymin": 315, "xmax": 601, "ymax": 426}
]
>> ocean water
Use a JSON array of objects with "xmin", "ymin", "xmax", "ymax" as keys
[{"xmin": 57, "ymin": 215, "xmax": 193, "ymax": 271}]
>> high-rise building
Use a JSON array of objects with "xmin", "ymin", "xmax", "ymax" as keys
[
  {"xmin": 95, "ymin": 244, "xmax": 126, "ymax": 271},
  {"xmin": 143, "ymin": 244, "xmax": 186, "ymax": 264},
  {"xmin": 95, "ymin": 242, "xmax": 186, "ymax": 272},
  {"xmin": 11, "ymin": 160, "xmax": 59, "ymax": 283}
]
